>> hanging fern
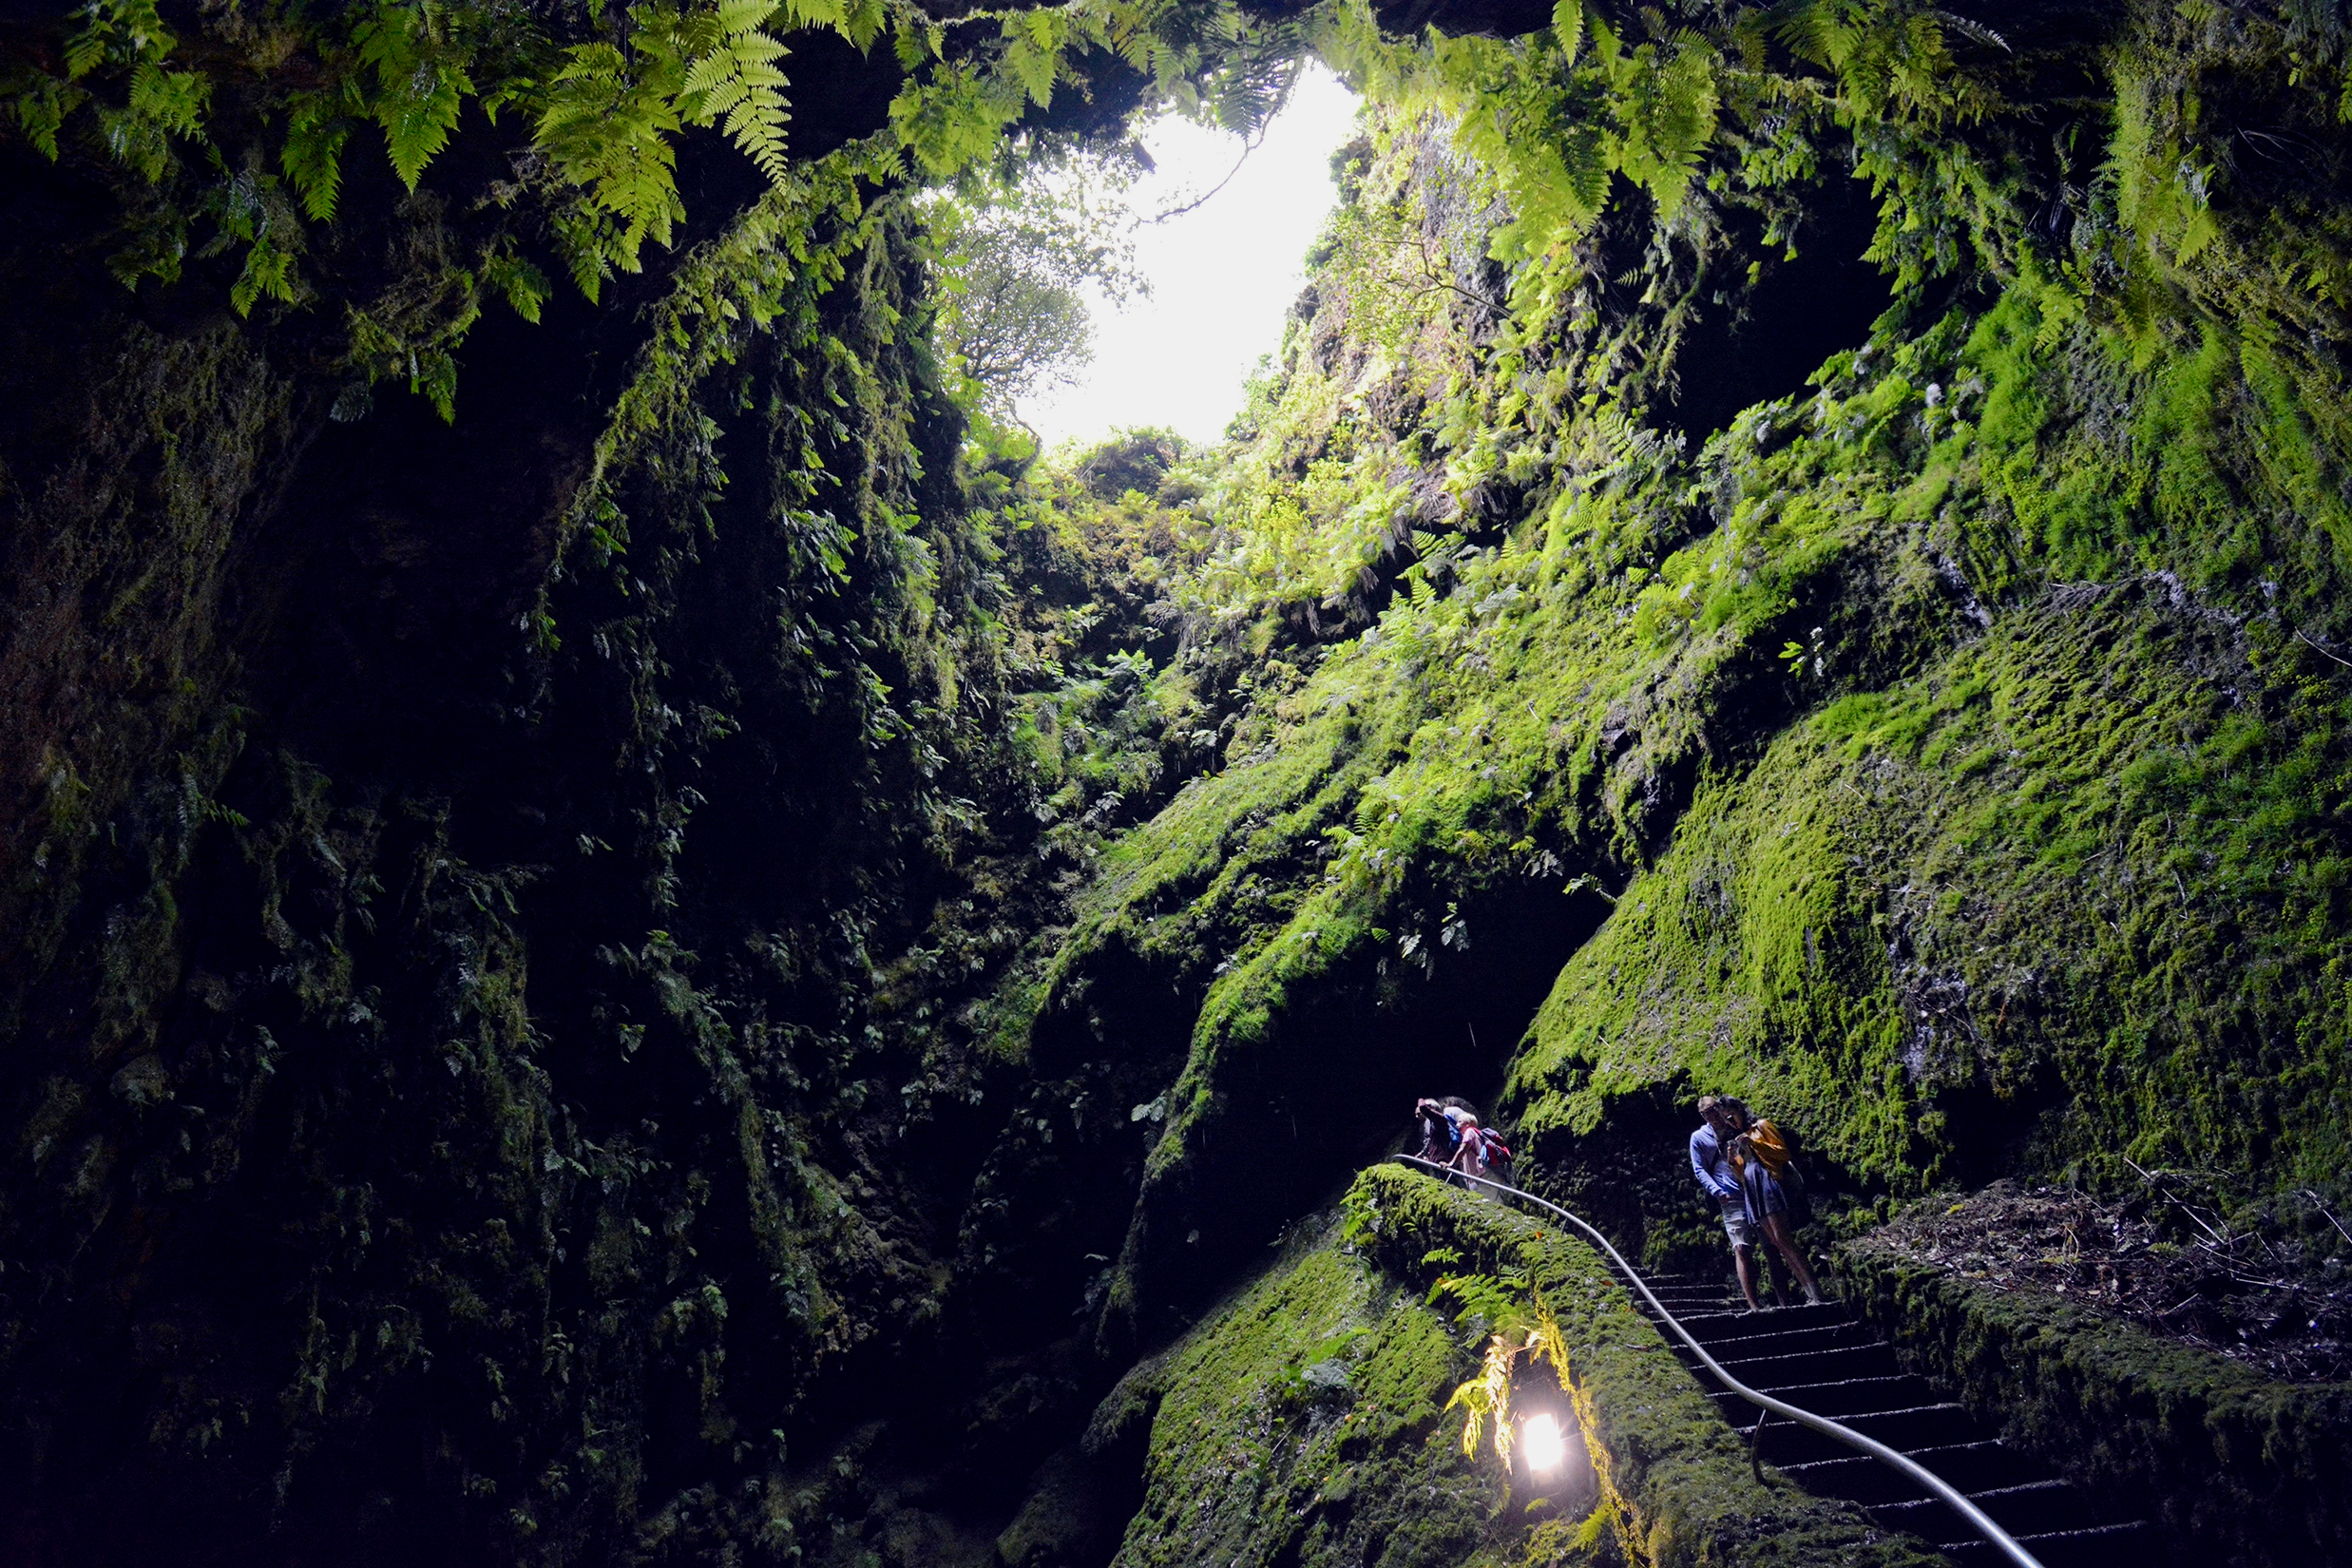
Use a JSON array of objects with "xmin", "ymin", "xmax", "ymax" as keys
[
  {"xmin": 1430, "ymin": 1273, "xmax": 1571, "ymax": 1469},
  {"xmin": 280, "ymin": 89, "xmax": 356, "ymax": 221},
  {"xmin": 199, "ymin": 163, "xmax": 308, "ymax": 316},
  {"xmin": 999, "ymin": 10, "xmax": 1068, "ymax": 109},
  {"xmin": 103, "ymin": 57, "xmax": 210, "ymax": 182},
  {"xmin": 64, "ymin": 0, "xmax": 175, "ymax": 80},
  {"xmin": 354, "ymin": 1, "xmax": 473, "ymax": 191},
  {"xmin": 678, "ymin": 0, "xmax": 793, "ymax": 182},
  {"xmin": 537, "ymin": 37, "xmax": 688, "ymax": 284},
  {"xmin": 0, "ymin": 0, "xmax": 1317, "ymax": 426}
]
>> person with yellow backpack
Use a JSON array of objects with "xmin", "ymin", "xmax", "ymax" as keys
[{"xmin": 1722, "ymin": 1099, "xmax": 1826, "ymax": 1307}]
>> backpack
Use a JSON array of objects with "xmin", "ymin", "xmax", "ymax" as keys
[
  {"xmin": 1475, "ymin": 1131, "xmax": 1514, "ymax": 1186},
  {"xmin": 1782, "ymin": 1160, "xmax": 1813, "ymax": 1227},
  {"xmin": 1771, "ymin": 1124, "xmax": 1814, "ymax": 1227}
]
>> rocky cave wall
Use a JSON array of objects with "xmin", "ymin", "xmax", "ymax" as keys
[
  {"xmin": 4, "ymin": 0, "xmax": 2352, "ymax": 1566},
  {"xmin": 0, "ymin": 4, "xmax": 1195, "ymax": 1557},
  {"xmin": 979, "ymin": 4, "xmax": 2352, "ymax": 1562}
]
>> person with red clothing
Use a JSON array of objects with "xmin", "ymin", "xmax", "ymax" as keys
[
  {"xmin": 1446, "ymin": 1104, "xmax": 1511, "ymax": 1192},
  {"xmin": 1411, "ymin": 1097, "xmax": 1513, "ymax": 1192}
]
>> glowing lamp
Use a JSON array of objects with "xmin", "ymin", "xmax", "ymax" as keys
[{"xmin": 1520, "ymin": 1412, "xmax": 1568, "ymax": 1476}]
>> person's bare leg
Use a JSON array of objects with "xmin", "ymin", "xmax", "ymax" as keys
[
  {"xmin": 1732, "ymin": 1242, "xmax": 1762, "ymax": 1310},
  {"xmin": 1763, "ymin": 1214, "xmax": 1823, "ymax": 1302}
]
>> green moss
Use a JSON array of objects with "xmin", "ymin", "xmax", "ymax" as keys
[
  {"xmin": 1337, "ymin": 1167, "xmax": 1942, "ymax": 1567},
  {"xmin": 1015, "ymin": 143, "xmax": 2352, "ymax": 1322},
  {"xmin": 20, "ymin": 0, "xmax": 2352, "ymax": 1560},
  {"xmin": 1108, "ymin": 1229, "xmax": 1515, "ymax": 1568},
  {"xmin": 1507, "ymin": 573, "xmax": 2352, "ymax": 1209},
  {"xmin": 1099, "ymin": 1172, "xmax": 1925, "ymax": 1568}
]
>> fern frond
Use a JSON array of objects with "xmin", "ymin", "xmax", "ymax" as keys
[
  {"xmin": 539, "ymin": 41, "xmax": 686, "ymax": 249},
  {"xmin": 10, "ymin": 77, "xmax": 88, "ymax": 161},
  {"xmin": 281, "ymin": 92, "xmax": 352, "ymax": 221},
  {"xmin": 835, "ymin": 0, "xmax": 886, "ymax": 49},
  {"xmin": 715, "ymin": 0, "xmax": 778, "ymax": 36},
  {"xmin": 184, "ymin": 162, "xmax": 307, "ymax": 315},
  {"xmin": 1550, "ymin": 0, "xmax": 1586, "ymax": 66},
  {"xmin": 355, "ymin": 4, "xmax": 473, "ymax": 190},
  {"xmin": 66, "ymin": 0, "xmax": 176, "ymax": 79},
  {"xmin": 1771, "ymin": 0, "xmax": 1858, "ymax": 73},
  {"xmin": 125, "ymin": 58, "xmax": 205, "ymax": 135},
  {"xmin": 482, "ymin": 249, "xmax": 551, "ymax": 322},
  {"xmin": 1003, "ymin": 35, "xmax": 1057, "ymax": 109},
  {"xmin": 229, "ymin": 229, "xmax": 298, "ymax": 316},
  {"xmin": 550, "ymin": 198, "xmax": 621, "ymax": 302},
  {"xmin": 100, "ymin": 60, "xmax": 210, "ymax": 180},
  {"xmin": 679, "ymin": 0, "xmax": 793, "ymax": 184},
  {"xmin": 65, "ymin": 24, "xmax": 110, "ymax": 80},
  {"xmin": 1931, "ymin": 9, "xmax": 2008, "ymax": 53},
  {"xmin": 413, "ymin": 347, "xmax": 459, "ymax": 422},
  {"xmin": 1433, "ymin": 1279, "xmax": 1574, "ymax": 1471}
]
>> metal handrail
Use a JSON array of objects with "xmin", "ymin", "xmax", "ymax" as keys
[{"xmin": 1391, "ymin": 1154, "xmax": 2047, "ymax": 1568}]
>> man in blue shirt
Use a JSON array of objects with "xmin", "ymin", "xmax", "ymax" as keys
[{"xmin": 1691, "ymin": 1094, "xmax": 1766, "ymax": 1310}]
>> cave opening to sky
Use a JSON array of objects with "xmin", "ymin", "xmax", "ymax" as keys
[{"xmin": 1025, "ymin": 64, "xmax": 1362, "ymax": 449}]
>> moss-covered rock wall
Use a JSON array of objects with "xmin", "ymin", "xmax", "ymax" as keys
[
  {"xmin": 1090, "ymin": 1166, "xmax": 1944, "ymax": 1568},
  {"xmin": 988, "ymin": 0, "xmax": 2352, "ymax": 1328},
  {"xmin": 0, "ymin": 2, "xmax": 1214, "ymax": 1551},
  {"xmin": 9, "ymin": 0, "xmax": 2352, "ymax": 1560}
]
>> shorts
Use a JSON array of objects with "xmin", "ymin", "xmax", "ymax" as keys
[{"xmin": 1718, "ymin": 1194, "xmax": 1757, "ymax": 1248}]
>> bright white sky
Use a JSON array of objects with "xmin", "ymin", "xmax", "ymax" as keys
[{"xmin": 1025, "ymin": 65, "xmax": 1362, "ymax": 450}]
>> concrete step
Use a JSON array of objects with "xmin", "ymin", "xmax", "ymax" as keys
[
  {"xmin": 1711, "ymin": 1372, "xmax": 1940, "ymax": 1420},
  {"xmin": 1776, "ymin": 1441, "xmax": 2043, "ymax": 1501},
  {"xmin": 1941, "ymin": 1519, "xmax": 2158, "ymax": 1567},
  {"xmin": 1664, "ymin": 1302, "xmax": 1851, "ymax": 1340},
  {"xmin": 1711, "ymin": 1340, "xmax": 1904, "ymax": 1386},
  {"xmin": 1872, "ymin": 1479, "xmax": 2083, "ymax": 1542},
  {"xmin": 1643, "ymin": 1288, "xmax": 1743, "ymax": 1309},
  {"xmin": 1739, "ymin": 1403, "xmax": 1978, "ymax": 1465},
  {"xmin": 1686, "ymin": 1318, "xmax": 1879, "ymax": 1359}
]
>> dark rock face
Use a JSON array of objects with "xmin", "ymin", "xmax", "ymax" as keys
[
  {"xmin": 1367, "ymin": 0, "xmax": 1554, "ymax": 39},
  {"xmin": 0, "ymin": 225, "xmax": 931, "ymax": 1561},
  {"xmin": 0, "ymin": 34, "xmax": 1080, "ymax": 1548}
]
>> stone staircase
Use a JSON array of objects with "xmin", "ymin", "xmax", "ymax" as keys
[{"xmin": 1631, "ymin": 1272, "xmax": 2156, "ymax": 1567}]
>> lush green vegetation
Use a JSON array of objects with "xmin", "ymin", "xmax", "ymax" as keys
[
  {"xmin": 1088, "ymin": 1171, "xmax": 1941, "ymax": 1568},
  {"xmin": 7, "ymin": 0, "xmax": 2352, "ymax": 1561},
  {"xmin": 987, "ymin": 0, "xmax": 2352, "ymax": 1319}
]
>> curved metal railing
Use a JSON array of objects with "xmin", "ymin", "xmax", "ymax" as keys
[{"xmin": 1391, "ymin": 1154, "xmax": 2047, "ymax": 1568}]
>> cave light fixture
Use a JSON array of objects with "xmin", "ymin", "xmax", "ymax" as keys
[{"xmin": 1520, "ymin": 1410, "xmax": 1570, "ymax": 1476}]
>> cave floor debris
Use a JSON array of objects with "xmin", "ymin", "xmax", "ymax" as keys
[{"xmin": 1847, "ymin": 1176, "xmax": 2352, "ymax": 1383}]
